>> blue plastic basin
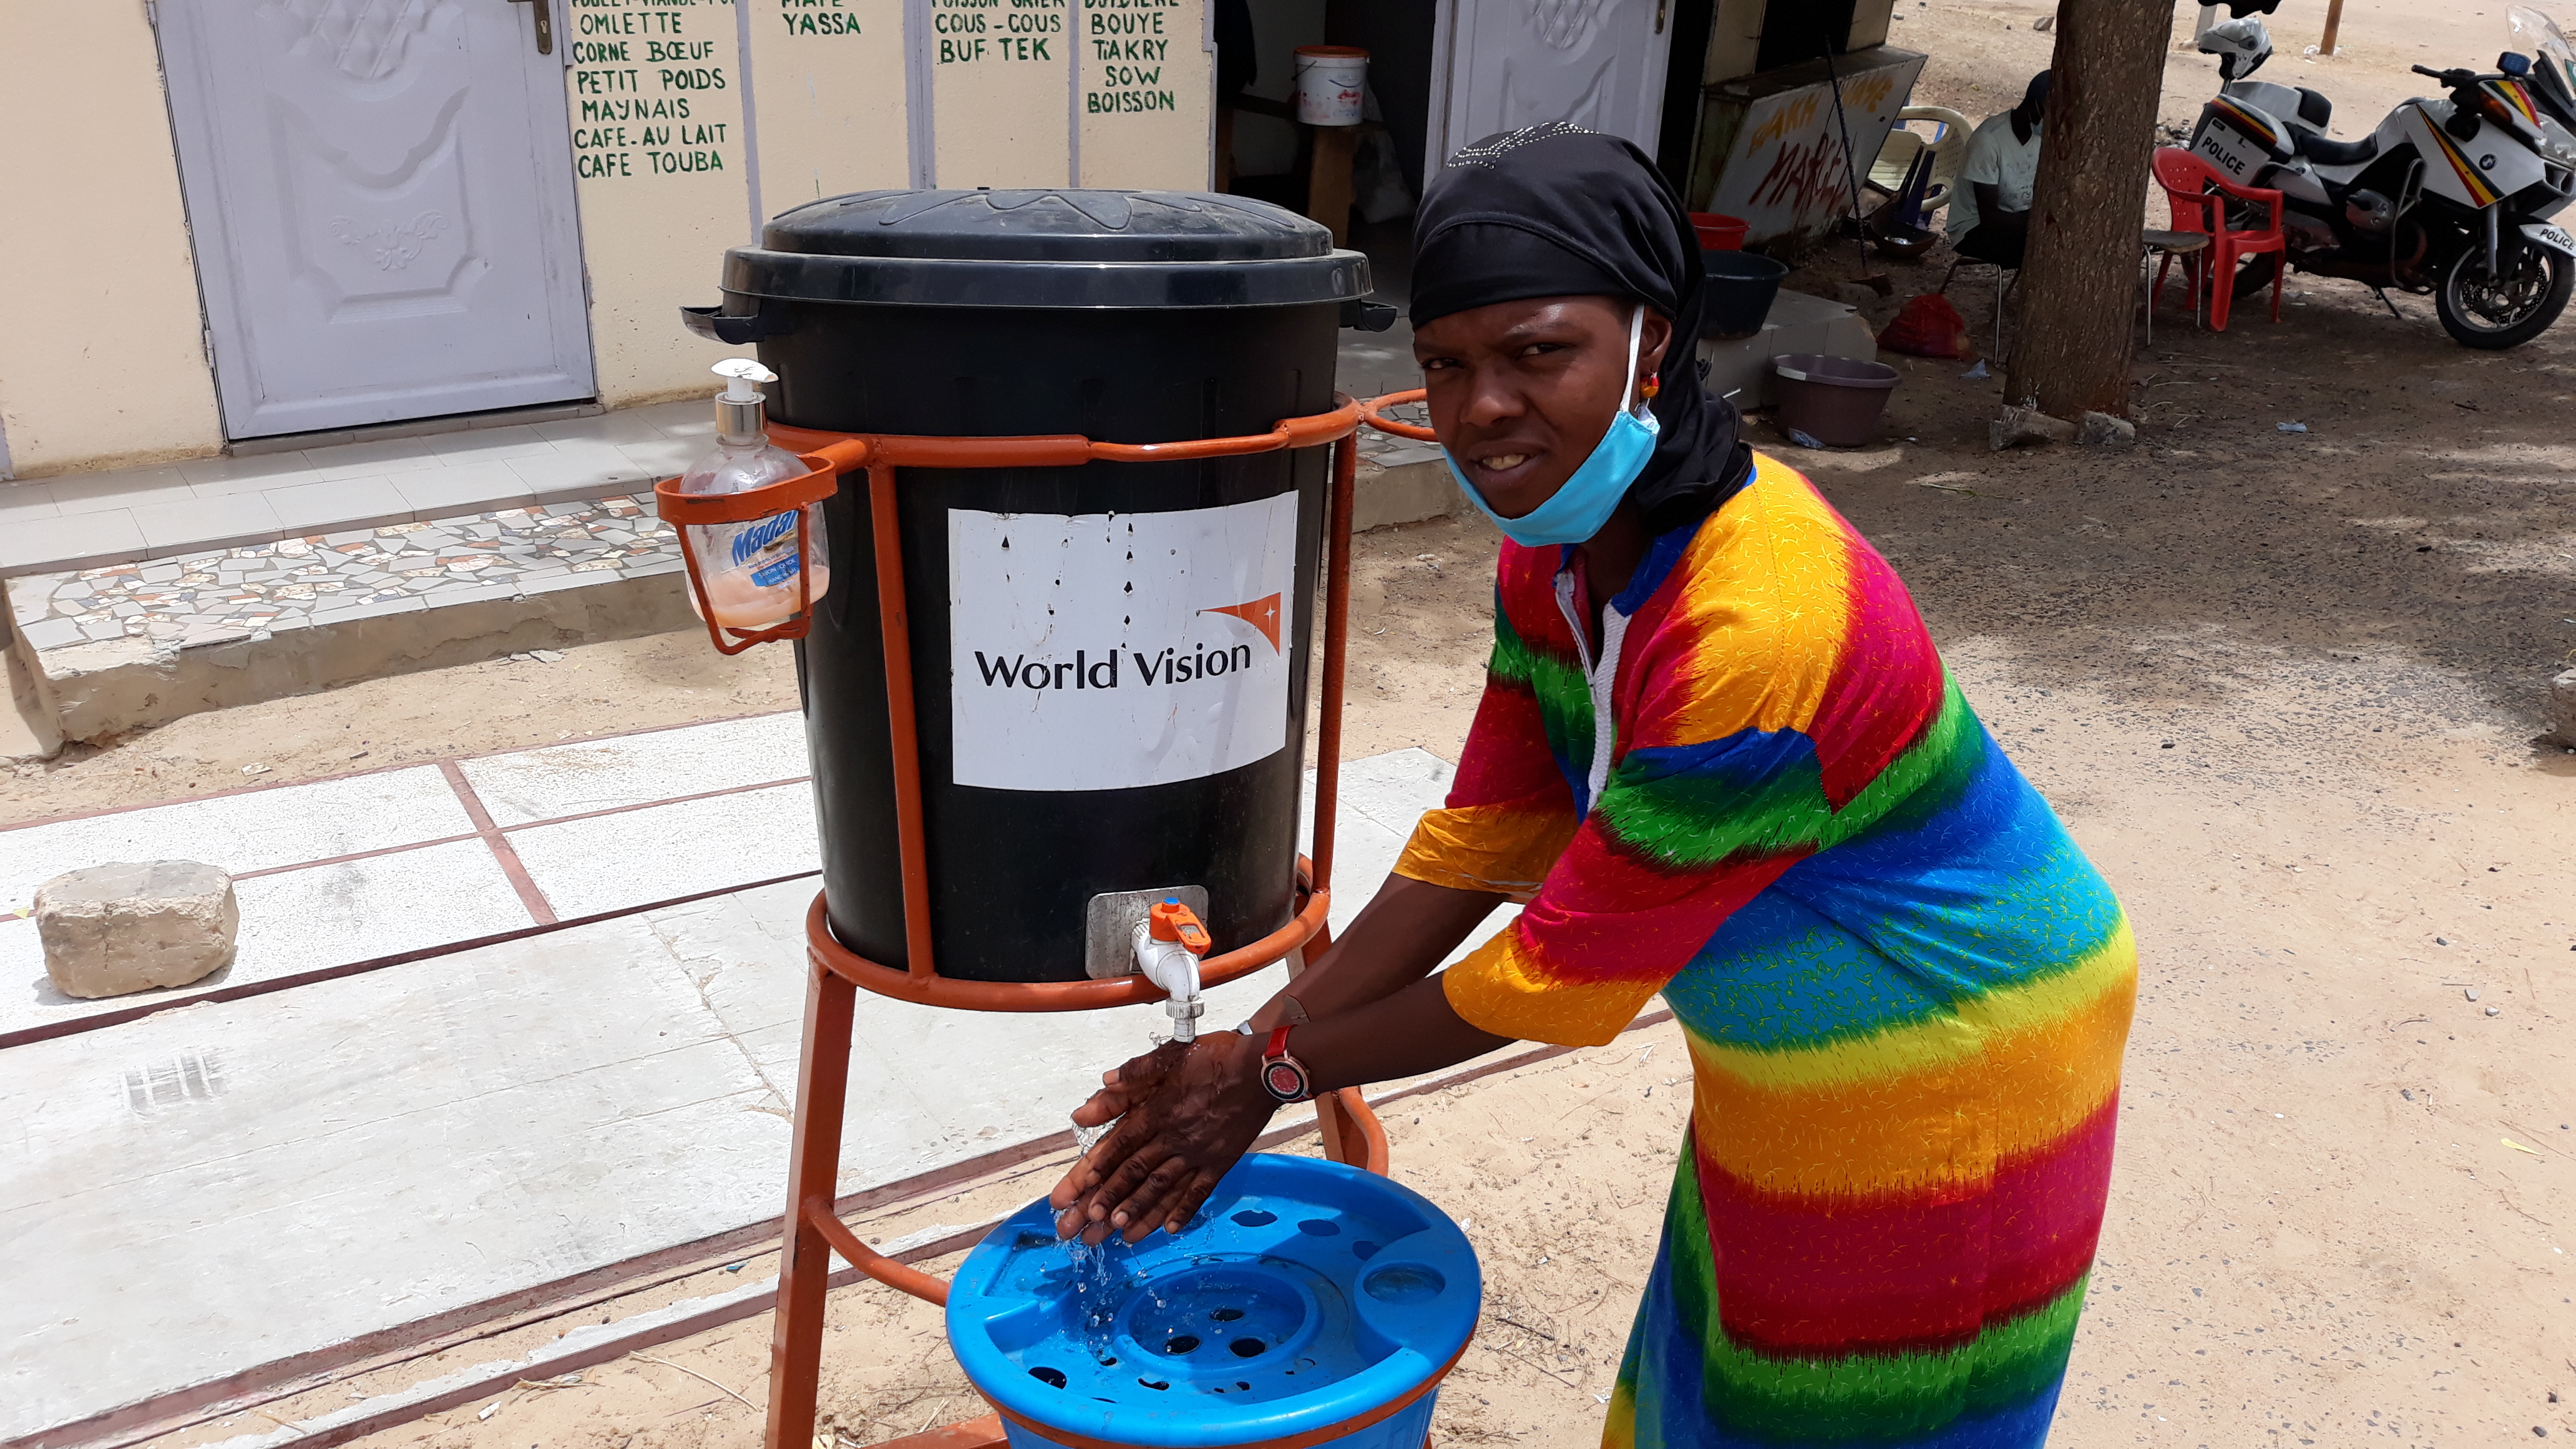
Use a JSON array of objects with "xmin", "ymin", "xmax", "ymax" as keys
[{"xmin": 947, "ymin": 1154, "xmax": 1481, "ymax": 1449}]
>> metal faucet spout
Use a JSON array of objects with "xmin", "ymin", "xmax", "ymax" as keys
[{"xmin": 1133, "ymin": 897, "xmax": 1212, "ymax": 1043}]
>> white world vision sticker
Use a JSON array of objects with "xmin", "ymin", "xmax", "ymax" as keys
[{"xmin": 947, "ymin": 494, "xmax": 1299, "ymax": 792}]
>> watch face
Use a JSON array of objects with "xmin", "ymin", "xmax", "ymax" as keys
[{"xmin": 1263, "ymin": 1060, "xmax": 1307, "ymax": 1100}]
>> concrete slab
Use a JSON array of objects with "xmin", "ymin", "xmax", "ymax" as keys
[
  {"xmin": 506, "ymin": 783, "xmax": 821, "ymax": 919},
  {"xmin": 8, "ymin": 542, "xmax": 698, "ymax": 748},
  {"xmin": 3, "ymin": 410, "xmax": 690, "ymax": 580},
  {"xmin": 287, "ymin": 437, "xmax": 446, "ymax": 486},
  {"xmin": 457, "ymin": 714, "xmax": 811, "ymax": 826},
  {"xmin": 2, "ymin": 615, "xmax": 62, "ymax": 766},
  {"xmin": 0, "ymin": 743, "xmax": 1482, "ymax": 1443},
  {"xmin": 0, "ymin": 849, "xmax": 1468, "ymax": 1439},
  {"xmin": 1350, "ymin": 457, "xmax": 1461, "ymax": 534},
  {"xmin": 0, "ymin": 716, "xmax": 836, "ymax": 1042},
  {"xmin": 0, "ymin": 838, "xmax": 534, "ymax": 1041},
  {"xmin": 1302, "ymin": 748, "xmax": 1519, "ymax": 962},
  {"xmin": 0, "ymin": 509, "xmax": 149, "ymax": 575},
  {"xmin": 2, "ymin": 329, "xmax": 1437, "ymax": 587},
  {"xmin": 0, "ymin": 767, "xmax": 474, "ymax": 914},
  {"xmin": 0, "ymin": 909, "xmax": 784, "ymax": 1440},
  {"xmin": 4, "ymin": 356, "xmax": 1463, "ymax": 756},
  {"xmin": 1304, "ymin": 748, "xmax": 1437, "ymax": 937}
]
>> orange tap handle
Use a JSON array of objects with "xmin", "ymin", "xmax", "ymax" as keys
[{"xmin": 1149, "ymin": 899, "xmax": 1212, "ymax": 957}]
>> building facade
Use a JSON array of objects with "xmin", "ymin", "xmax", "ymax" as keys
[
  {"xmin": 0, "ymin": 0, "xmax": 1211, "ymax": 481},
  {"xmin": 0, "ymin": 0, "xmax": 1911, "ymax": 485}
]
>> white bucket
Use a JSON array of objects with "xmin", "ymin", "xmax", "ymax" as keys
[{"xmin": 1293, "ymin": 46, "xmax": 1368, "ymax": 127}]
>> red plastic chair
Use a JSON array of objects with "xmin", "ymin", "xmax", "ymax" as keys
[{"xmin": 2150, "ymin": 146, "xmax": 2285, "ymax": 331}]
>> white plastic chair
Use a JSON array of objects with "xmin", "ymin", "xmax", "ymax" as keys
[{"xmin": 1868, "ymin": 105, "xmax": 1974, "ymax": 212}]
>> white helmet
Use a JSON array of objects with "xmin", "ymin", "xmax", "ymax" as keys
[{"xmin": 2198, "ymin": 16, "xmax": 2274, "ymax": 80}]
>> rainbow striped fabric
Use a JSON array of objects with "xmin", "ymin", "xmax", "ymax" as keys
[{"xmin": 1395, "ymin": 453, "xmax": 2135, "ymax": 1448}]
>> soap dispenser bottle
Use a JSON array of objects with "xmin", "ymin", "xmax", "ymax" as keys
[{"xmin": 672, "ymin": 358, "xmax": 831, "ymax": 631}]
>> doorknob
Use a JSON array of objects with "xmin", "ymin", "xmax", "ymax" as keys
[{"xmin": 508, "ymin": 0, "xmax": 554, "ymax": 55}]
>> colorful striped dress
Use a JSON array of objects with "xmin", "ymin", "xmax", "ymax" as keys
[{"xmin": 1393, "ymin": 453, "xmax": 2136, "ymax": 1448}]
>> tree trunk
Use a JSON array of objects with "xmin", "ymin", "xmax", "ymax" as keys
[{"xmin": 2004, "ymin": 0, "xmax": 2172, "ymax": 419}]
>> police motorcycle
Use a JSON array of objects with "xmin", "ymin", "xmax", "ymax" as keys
[{"xmin": 2186, "ymin": 7, "xmax": 2576, "ymax": 348}]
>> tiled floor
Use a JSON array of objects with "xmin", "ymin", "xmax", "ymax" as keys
[
  {"xmin": 7, "ymin": 436, "xmax": 1447, "ymax": 659},
  {"xmin": 0, "ymin": 743, "xmax": 1484, "ymax": 1442},
  {"xmin": 0, "ymin": 399, "xmax": 710, "ymax": 577},
  {"xmin": 4, "ymin": 492, "xmax": 685, "ymax": 655},
  {"xmin": 0, "ymin": 713, "xmax": 814, "ymax": 1040},
  {"xmin": 0, "ymin": 328, "xmax": 1444, "ymax": 581},
  {"xmin": 0, "ymin": 767, "xmax": 476, "ymax": 890},
  {"xmin": 457, "ymin": 711, "xmax": 811, "ymax": 824},
  {"xmin": 505, "ymin": 782, "xmax": 819, "ymax": 919}
]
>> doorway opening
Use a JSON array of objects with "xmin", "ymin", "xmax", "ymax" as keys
[{"xmin": 1213, "ymin": 1, "xmax": 1716, "ymax": 312}]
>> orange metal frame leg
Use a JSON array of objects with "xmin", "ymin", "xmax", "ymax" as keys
[{"xmin": 768, "ymin": 960, "xmax": 859, "ymax": 1449}]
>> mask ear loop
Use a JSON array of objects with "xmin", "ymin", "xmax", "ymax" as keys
[{"xmin": 1621, "ymin": 304, "xmax": 1651, "ymax": 414}]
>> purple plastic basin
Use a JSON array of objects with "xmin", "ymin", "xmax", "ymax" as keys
[{"xmin": 1771, "ymin": 353, "xmax": 1900, "ymax": 447}]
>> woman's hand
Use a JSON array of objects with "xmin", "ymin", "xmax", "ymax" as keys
[{"xmin": 1048, "ymin": 1030, "xmax": 1276, "ymax": 1245}]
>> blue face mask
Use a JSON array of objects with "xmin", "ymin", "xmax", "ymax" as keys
[{"xmin": 1446, "ymin": 304, "xmax": 1662, "ymax": 547}]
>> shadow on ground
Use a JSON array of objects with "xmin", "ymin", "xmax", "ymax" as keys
[{"xmin": 1783, "ymin": 247, "xmax": 2576, "ymax": 751}]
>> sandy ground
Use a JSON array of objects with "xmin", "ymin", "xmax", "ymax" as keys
[
  {"xmin": 39, "ymin": 2, "xmax": 2572, "ymax": 1445},
  {"xmin": 1903, "ymin": 0, "xmax": 2513, "ymax": 140}
]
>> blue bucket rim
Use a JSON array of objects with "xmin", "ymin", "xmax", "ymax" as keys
[{"xmin": 946, "ymin": 1154, "xmax": 1480, "ymax": 1449}]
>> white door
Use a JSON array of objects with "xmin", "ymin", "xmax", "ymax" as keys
[
  {"xmin": 156, "ymin": 0, "xmax": 595, "ymax": 439},
  {"xmin": 1430, "ymin": 0, "xmax": 1677, "ymax": 173}
]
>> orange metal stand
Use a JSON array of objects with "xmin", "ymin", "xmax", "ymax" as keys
[{"xmin": 659, "ymin": 395, "xmax": 1419, "ymax": 1449}]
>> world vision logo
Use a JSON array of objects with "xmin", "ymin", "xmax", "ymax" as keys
[
  {"xmin": 970, "ymin": 592, "xmax": 1283, "ymax": 693},
  {"xmin": 1199, "ymin": 592, "xmax": 1281, "ymax": 652}
]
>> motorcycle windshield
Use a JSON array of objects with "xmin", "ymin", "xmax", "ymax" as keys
[{"xmin": 2510, "ymin": 7, "xmax": 2576, "ymax": 108}]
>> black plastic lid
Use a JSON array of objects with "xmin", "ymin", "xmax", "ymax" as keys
[{"xmin": 723, "ymin": 189, "xmax": 1371, "ymax": 310}]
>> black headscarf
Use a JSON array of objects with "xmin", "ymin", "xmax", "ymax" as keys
[{"xmin": 1410, "ymin": 123, "xmax": 1752, "ymax": 537}]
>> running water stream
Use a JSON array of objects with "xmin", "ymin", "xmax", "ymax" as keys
[{"xmin": 1063, "ymin": 1123, "xmax": 1124, "ymax": 1355}]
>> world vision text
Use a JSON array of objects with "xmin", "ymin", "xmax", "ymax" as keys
[{"xmin": 972, "ymin": 643, "xmax": 1257, "ymax": 690}]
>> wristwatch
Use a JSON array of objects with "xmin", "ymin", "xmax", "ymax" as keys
[{"xmin": 1258, "ymin": 1025, "xmax": 1314, "ymax": 1104}]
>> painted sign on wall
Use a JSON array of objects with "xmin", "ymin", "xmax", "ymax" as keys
[{"xmin": 1697, "ymin": 51, "xmax": 1927, "ymax": 246}]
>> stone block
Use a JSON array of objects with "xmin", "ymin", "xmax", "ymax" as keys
[
  {"xmin": 2547, "ymin": 667, "xmax": 2576, "ymax": 745},
  {"xmin": 2078, "ymin": 411, "xmax": 2138, "ymax": 447},
  {"xmin": 34, "ymin": 861, "xmax": 240, "ymax": 998},
  {"xmin": 1991, "ymin": 405, "xmax": 2079, "ymax": 451},
  {"xmin": 1351, "ymin": 459, "xmax": 1462, "ymax": 533}
]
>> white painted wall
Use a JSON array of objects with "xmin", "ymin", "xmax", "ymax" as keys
[
  {"xmin": 1077, "ymin": 0, "xmax": 1216, "ymax": 188},
  {"xmin": 566, "ymin": 0, "xmax": 764, "ymax": 411},
  {"xmin": 0, "ymin": 0, "xmax": 1214, "ymax": 477},
  {"xmin": 0, "ymin": 2, "xmax": 225, "ymax": 479},
  {"xmin": 746, "ymin": 0, "xmax": 915, "ymax": 210}
]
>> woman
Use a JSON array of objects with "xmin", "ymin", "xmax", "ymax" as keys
[{"xmin": 1052, "ymin": 124, "xmax": 2136, "ymax": 1448}]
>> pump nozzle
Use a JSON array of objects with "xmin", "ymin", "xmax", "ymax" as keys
[
  {"xmin": 714, "ymin": 357, "xmax": 776, "ymax": 398},
  {"xmin": 711, "ymin": 358, "xmax": 779, "ymax": 441}
]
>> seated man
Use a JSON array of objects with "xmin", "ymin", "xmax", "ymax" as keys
[{"xmin": 1945, "ymin": 71, "xmax": 2050, "ymax": 269}]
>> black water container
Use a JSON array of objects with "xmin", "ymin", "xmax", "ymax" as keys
[{"xmin": 698, "ymin": 190, "xmax": 1368, "ymax": 982}]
